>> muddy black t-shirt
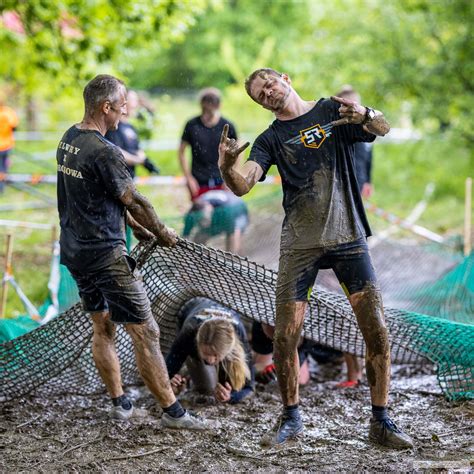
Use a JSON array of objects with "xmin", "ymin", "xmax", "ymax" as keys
[
  {"xmin": 56, "ymin": 126, "xmax": 134, "ymax": 272},
  {"xmin": 181, "ymin": 116, "xmax": 237, "ymax": 185},
  {"xmin": 248, "ymin": 98, "xmax": 375, "ymax": 250}
]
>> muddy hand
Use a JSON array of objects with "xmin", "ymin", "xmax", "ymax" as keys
[
  {"xmin": 214, "ymin": 382, "xmax": 232, "ymax": 403},
  {"xmin": 330, "ymin": 95, "xmax": 366, "ymax": 126},
  {"xmin": 155, "ymin": 226, "xmax": 178, "ymax": 248},
  {"xmin": 218, "ymin": 123, "xmax": 250, "ymax": 170}
]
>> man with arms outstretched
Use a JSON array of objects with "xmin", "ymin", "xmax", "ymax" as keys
[
  {"xmin": 218, "ymin": 68, "xmax": 413, "ymax": 449},
  {"xmin": 56, "ymin": 74, "xmax": 206, "ymax": 429}
]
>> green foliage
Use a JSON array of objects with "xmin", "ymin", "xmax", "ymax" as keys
[{"xmin": 0, "ymin": 0, "xmax": 206, "ymax": 93}]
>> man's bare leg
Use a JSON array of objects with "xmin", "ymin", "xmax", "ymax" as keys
[
  {"xmin": 273, "ymin": 301, "xmax": 307, "ymax": 405},
  {"xmin": 125, "ymin": 316, "xmax": 176, "ymax": 408},
  {"xmin": 261, "ymin": 301, "xmax": 306, "ymax": 446},
  {"xmin": 349, "ymin": 285, "xmax": 413, "ymax": 448},
  {"xmin": 348, "ymin": 286, "xmax": 389, "ymax": 406},
  {"xmin": 91, "ymin": 311, "xmax": 123, "ymax": 398}
]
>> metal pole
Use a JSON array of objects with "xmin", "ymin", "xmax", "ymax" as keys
[
  {"xmin": 0, "ymin": 233, "xmax": 14, "ymax": 318},
  {"xmin": 464, "ymin": 177, "xmax": 472, "ymax": 256}
]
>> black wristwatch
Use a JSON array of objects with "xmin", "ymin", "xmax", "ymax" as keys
[{"xmin": 362, "ymin": 106, "xmax": 376, "ymax": 125}]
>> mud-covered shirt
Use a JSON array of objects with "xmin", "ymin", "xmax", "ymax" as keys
[
  {"xmin": 56, "ymin": 126, "xmax": 134, "ymax": 272},
  {"xmin": 181, "ymin": 116, "xmax": 237, "ymax": 185},
  {"xmin": 248, "ymin": 98, "xmax": 375, "ymax": 250}
]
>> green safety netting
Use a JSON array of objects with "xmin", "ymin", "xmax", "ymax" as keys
[{"xmin": 0, "ymin": 187, "xmax": 472, "ymax": 401}]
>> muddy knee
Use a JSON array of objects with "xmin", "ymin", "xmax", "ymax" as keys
[
  {"xmin": 92, "ymin": 311, "xmax": 116, "ymax": 341},
  {"xmin": 273, "ymin": 330, "xmax": 301, "ymax": 364},
  {"xmin": 125, "ymin": 317, "xmax": 160, "ymax": 342}
]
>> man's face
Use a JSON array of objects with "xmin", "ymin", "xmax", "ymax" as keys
[
  {"xmin": 106, "ymin": 86, "xmax": 127, "ymax": 131},
  {"xmin": 249, "ymin": 73, "xmax": 291, "ymax": 113}
]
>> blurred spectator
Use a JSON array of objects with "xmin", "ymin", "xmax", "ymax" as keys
[
  {"xmin": 0, "ymin": 93, "xmax": 19, "ymax": 193},
  {"xmin": 337, "ymin": 85, "xmax": 374, "ymax": 199},
  {"xmin": 178, "ymin": 87, "xmax": 237, "ymax": 200},
  {"xmin": 106, "ymin": 90, "xmax": 159, "ymax": 177},
  {"xmin": 182, "ymin": 189, "xmax": 248, "ymax": 254}
]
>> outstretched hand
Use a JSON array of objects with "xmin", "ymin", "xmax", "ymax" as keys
[
  {"xmin": 218, "ymin": 124, "xmax": 250, "ymax": 170},
  {"xmin": 330, "ymin": 96, "xmax": 366, "ymax": 127}
]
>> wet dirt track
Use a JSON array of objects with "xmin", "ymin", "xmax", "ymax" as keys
[{"xmin": 2, "ymin": 364, "xmax": 473, "ymax": 472}]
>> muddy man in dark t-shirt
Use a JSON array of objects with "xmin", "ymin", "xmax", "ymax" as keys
[
  {"xmin": 218, "ymin": 68, "xmax": 413, "ymax": 450},
  {"xmin": 56, "ymin": 74, "xmax": 207, "ymax": 431}
]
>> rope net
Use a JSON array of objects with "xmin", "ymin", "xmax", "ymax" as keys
[{"xmin": 1, "ymin": 237, "xmax": 473, "ymax": 402}]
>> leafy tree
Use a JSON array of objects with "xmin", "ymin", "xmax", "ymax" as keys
[{"xmin": 0, "ymin": 0, "xmax": 206, "ymax": 93}]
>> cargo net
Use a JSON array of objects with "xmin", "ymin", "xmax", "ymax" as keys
[{"xmin": 1, "ymin": 238, "xmax": 473, "ymax": 402}]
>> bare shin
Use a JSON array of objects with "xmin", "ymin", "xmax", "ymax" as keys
[
  {"xmin": 273, "ymin": 301, "xmax": 306, "ymax": 406},
  {"xmin": 91, "ymin": 311, "xmax": 123, "ymax": 398},
  {"xmin": 125, "ymin": 317, "xmax": 176, "ymax": 408},
  {"xmin": 349, "ymin": 286, "xmax": 390, "ymax": 406}
]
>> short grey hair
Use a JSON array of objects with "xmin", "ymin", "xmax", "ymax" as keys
[{"xmin": 83, "ymin": 74, "xmax": 125, "ymax": 113}]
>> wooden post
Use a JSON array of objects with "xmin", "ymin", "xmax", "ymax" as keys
[
  {"xmin": 0, "ymin": 233, "xmax": 14, "ymax": 318},
  {"xmin": 464, "ymin": 177, "xmax": 472, "ymax": 256}
]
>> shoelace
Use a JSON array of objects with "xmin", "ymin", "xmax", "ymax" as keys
[{"xmin": 380, "ymin": 417, "xmax": 402, "ymax": 433}]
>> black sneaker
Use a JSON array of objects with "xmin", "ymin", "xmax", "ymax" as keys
[
  {"xmin": 369, "ymin": 417, "xmax": 414, "ymax": 449},
  {"xmin": 260, "ymin": 412, "xmax": 304, "ymax": 446}
]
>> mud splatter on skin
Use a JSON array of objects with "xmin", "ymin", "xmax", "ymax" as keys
[
  {"xmin": 125, "ymin": 317, "xmax": 176, "ymax": 408},
  {"xmin": 273, "ymin": 301, "xmax": 306, "ymax": 405},
  {"xmin": 349, "ymin": 283, "xmax": 390, "ymax": 406}
]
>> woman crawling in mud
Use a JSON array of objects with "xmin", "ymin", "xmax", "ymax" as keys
[{"xmin": 166, "ymin": 297, "xmax": 255, "ymax": 404}]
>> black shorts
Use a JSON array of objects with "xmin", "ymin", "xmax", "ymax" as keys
[
  {"xmin": 69, "ymin": 255, "xmax": 152, "ymax": 324},
  {"xmin": 276, "ymin": 238, "xmax": 377, "ymax": 304}
]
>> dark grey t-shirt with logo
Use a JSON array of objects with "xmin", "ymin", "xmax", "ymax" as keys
[
  {"xmin": 56, "ymin": 126, "xmax": 134, "ymax": 272},
  {"xmin": 248, "ymin": 98, "xmax": 375, "ymax": 250}
]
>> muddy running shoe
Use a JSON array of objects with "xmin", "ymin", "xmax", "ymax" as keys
[
  {"xmin": 110, "ymin": 405, "xmax": 149, "ymax": 421},
  {"xmin": 369, "ymin": 417, "xmax": 414, "ymax": 449},
  {"xmin": 260, "ymin": 413, "xmax": 304, "ymax": 446},
  {"xmin": 161, "ymin": 410, "xmax": 209, "ymax": 430}
]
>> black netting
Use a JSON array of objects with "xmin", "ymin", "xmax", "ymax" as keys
[{"xmin": 1, "ymin": 238, "xmax": 472, "ymax": 401}]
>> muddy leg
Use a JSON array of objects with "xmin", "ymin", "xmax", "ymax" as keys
[
  {"xmin": 91, "ymin": 311, "xmax": 123, "ymax": 398},
  {"xmin": 273, "ymin": 301, "xmax": 307, "ymax": 406},
  {"xmin": 125, "ymin": 317, "xmax": 176, "ymax": 408},
  {"xmin": 349, "ymin": 286, "xmax": 390, "ymax": 406}
]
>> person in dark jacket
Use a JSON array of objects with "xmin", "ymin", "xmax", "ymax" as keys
[{"xmin": 166, "ymin": 297, "xmax": 254, "ymax": 404}]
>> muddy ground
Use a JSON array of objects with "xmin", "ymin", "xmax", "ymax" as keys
[{"xmin": 1, "ymin": 363, "xmax": 472, "ymax": 473}]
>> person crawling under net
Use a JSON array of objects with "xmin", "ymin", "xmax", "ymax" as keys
[{"xmin": 166, "ymin": 297, "xmax": 254, "ymax": 405}]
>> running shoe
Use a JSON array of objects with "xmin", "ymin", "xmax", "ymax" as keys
[
  {"xmin": 260, "ymin": 412, "xmax": 304, "ymax": 446},
  {"xmin": 161, "ymin": 410, "xmax": 209, "ymax": 430},
  {"xmin": 110, "ymin": 404, "xmax": 148, "ymax": 421},
  {"xmin": 369, "ymin": 417, "xmax": 414, "ymax": 449}
]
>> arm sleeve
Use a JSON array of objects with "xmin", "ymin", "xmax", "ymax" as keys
[
  {"xmin": 247, "ymin": 132, "xmax": 275, "ymax": 182},
  {"xmin": 165, "ymin": 325, "xmax": 196, "ymax": 378},
  {"xmin": 181, "ymin": 121, "xmax": 191, "ymax": 144},
  {"xmin": 366, "ymin": 144, "xmax": 373, "ymax": 182},
  {"xmin": 94, "ymin": 146, "xmax": 134, "ymax": 199}
]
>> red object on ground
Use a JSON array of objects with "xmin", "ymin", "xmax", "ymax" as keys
[{"xmin": 336, "ymin": 380, "xmax": 359, "ymax": 389}]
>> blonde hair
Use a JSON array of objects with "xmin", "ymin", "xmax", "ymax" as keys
[{"xmin": 196, "ymin": 316, "xmax": 250, "ymax": 391}]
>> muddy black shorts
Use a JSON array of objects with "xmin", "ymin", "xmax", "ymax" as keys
[
  {"xmin": 69, "ymin": 255, "xmax": 152, "ymax": 324},
  {"xmin": 276, "ymin": 237, "xmax": 377, "ymax": 304}
]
